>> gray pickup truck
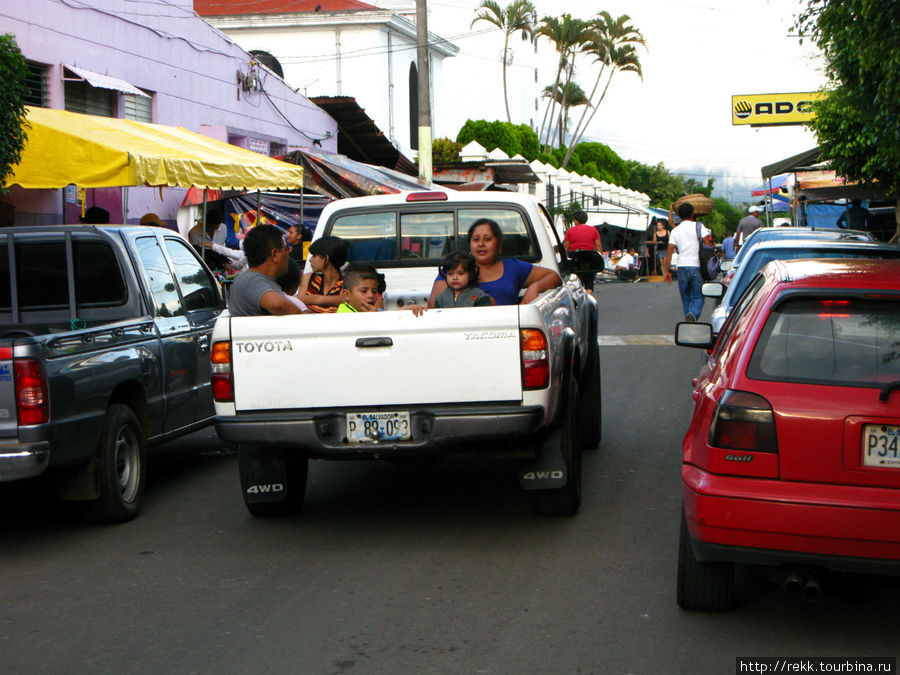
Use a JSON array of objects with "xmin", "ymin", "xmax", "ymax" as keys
[{"xmin": 1, "ymin": 225, "xmax": 225, "ymax": 522}]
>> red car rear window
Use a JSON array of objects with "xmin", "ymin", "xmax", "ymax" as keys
[{"xmin": 748, "ymin": 297, "xmax": 900, "ymax": 388}]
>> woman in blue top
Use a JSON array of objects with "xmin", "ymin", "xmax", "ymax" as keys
[{"xmin": 427, "ymin": 218, "xmax": 561, "ymax": 307}]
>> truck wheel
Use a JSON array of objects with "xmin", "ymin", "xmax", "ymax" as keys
[
  {"xmin": 527, "ymin": 379, "xmax": 582, "ymax": 516},
  {"xmin": 577, "ymin": 341, "xmax": 602, "ymax": 449},
  {"xmin": 676, "ymin": 508, "xmax": 735, "ymax": 610},
  {"xmin": 239, "ymin": 446, "xmax": 308, "ymax": 518},
  {"xmin": 84, "ymin": 404, "xmax": 146, "ymax": 524}
]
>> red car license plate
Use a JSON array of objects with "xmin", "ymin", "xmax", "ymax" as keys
[{"xmin": 863, "ymin": 424, "xmax": 900, "ymax": 468}]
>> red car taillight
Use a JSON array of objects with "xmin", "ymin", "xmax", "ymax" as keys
[
  {"xmin": 521, "ymin": 329, "xmax": 549, "ymax": 389},
  {"xmin": 14, "ymin": 358, "xmax": 49, "ymax": 426},
  {"xmin": 708, "ymin": 390, "xmax": 777, "ymax": 453},
  {"xmin": 211, "ymin": 341, "xmax": 234, "ymax": 402}
]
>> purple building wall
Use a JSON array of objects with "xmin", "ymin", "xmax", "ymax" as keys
[{"xmin": 1, "ymin": 0, "xmax": 337, "ymax": 226}]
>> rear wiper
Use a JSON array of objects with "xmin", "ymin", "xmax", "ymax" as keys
[{"xmin": 879, "ymin": 380, "xmax": 900, "ymax": 403}]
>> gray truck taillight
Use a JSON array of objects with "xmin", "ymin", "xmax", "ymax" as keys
[
  {"xmin": 708, "ymin": 390, "xmax": 777, "ymax": 452},
  {"xmin": 13, "ymin": 357, "xmax": 49, "ymax": 426},
  {"xmin": 521, "ymin": 329, "xmax": 549, "ymax": 389},
  {"xmin": 210, "ymin": 341, "xmax": 233, "ymax": 402}
]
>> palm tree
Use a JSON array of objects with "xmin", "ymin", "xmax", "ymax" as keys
[
  {"xmin": 542, "ymin": 81, "xmax": 589, "ymax": 146},
  {"xmin": 471, "ymin": 0, "xmax": 536, "ymax": 123},
  {"xmin": 534, "ymin": 14, "xmax": 591, "ymax": 150},
  {"xmin": 562, "ymin": 12, "xmax": 645, "ymax": 168}
]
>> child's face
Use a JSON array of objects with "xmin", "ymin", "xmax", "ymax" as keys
[
  {"xmin": 445, "ymin": 264, "xmax": 471, "ymax": 291},
  {"xmin": 342, "ymin": 278, "xmax": 379, "ymax": 311},
  {"xmin": 308, "ymin": 253, "xmax": 326, "ymax": 273}
]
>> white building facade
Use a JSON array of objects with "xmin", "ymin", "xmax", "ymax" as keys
[{"xmin": 200, "ymin": 3, "xmax": 459, "ymax": 161}]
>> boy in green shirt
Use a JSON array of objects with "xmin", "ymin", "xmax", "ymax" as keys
[{"xmin": 338, "ymin": 265, "xmax": 425, "ymax": 315}]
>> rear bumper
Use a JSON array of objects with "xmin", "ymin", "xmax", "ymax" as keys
[
  {"xmin": 0, "ymin": 441, "xmax": 51, "ymax": 481},
  {"xmin": 683, "ymin": 464, "xmax": 900, "ymax": 573},
  {"xmin": 216, "ymin": 404, "xmax": 545, "ymax": 458}
]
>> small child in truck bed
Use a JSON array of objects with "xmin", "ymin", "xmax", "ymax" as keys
[
  {"xmin": 337, "ymin": 264, "xmax": 425, "ymax": 316},
  {"xmin": 433, "ymin": 252, "xmax": 494, "ymax": 308}
]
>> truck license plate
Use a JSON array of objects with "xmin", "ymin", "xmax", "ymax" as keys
[
  {"xmin": 346, "ymin": 411, "xmax": 410, "ymax": 443},
  {"xmin": 863, "ymin": 424, "xmax": 900, "ymax": 468}
]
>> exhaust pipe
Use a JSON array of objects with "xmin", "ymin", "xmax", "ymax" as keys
[
  {"xmin": 802, "ymin": 578, "xmax": 822, "ymax": 602},
  {"xmin": 784, "ymin": 572, "xmax": 804, "ymax": 595}
]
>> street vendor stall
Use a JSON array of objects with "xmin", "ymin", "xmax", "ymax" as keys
[
  {"xmin": 7, "ymin": 106, "xmax": 305, "ymax": 192},
  {"xmin": 5, "ymin": 106, "xmax": 306, "ymax": 268}
]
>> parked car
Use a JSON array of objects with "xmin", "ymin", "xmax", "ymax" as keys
[
  {"xmin": 707, "ymin": 238, "xmax": 900, "ymax": 334},
  {"xmin": 722, "ymin": 226, "xmax": 872, "ymax": 287},
  {"xmin": 1, "ymin": 225, "xmax": 224, "ymax": 522},
  {"xmin": 675, "ymin": 258, "xmax": 900, "ymax": 610}
]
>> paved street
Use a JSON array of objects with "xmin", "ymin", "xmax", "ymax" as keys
[{"xmin": 1, "ymin": 280, "xmax": 897, "ymax": 674}]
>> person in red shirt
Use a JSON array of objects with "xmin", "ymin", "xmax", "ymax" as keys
[
  {"xmin": 563, "ymin": 210, "xmax": 603, "ymax": 254},
  {"xmin": 563, "ymin": 210, "xmax": 604, "ymax": 294}
]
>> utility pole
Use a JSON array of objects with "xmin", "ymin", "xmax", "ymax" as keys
[{"xmin": 415, "ymin": 0, "xmax": 432, "ymax": 182}]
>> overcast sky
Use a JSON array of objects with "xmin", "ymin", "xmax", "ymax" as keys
[{"xmin": 395, "ymin": 0, "xmax": 827, "ymax": 201}]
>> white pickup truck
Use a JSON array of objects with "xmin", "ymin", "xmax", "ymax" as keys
[{"xmin": 211, "ymin": 190, "xmax": 602, "ymax": 516}]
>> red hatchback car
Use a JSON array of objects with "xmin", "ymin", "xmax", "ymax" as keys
[{"xmin": 674, "ymin": 258, "xmax": 900, "ymax": 610}]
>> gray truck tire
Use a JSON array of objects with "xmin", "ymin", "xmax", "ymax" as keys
[
  {"xmin": 239, "ymin": 445, "xmax": 308, "ymax": 518},
  {"xmin": 527, "ymin": 378, "xmax": 582, "ymax": 516},
  {"xmin": 676, "ymin": 508, "xmax": 735, "ymax": 610},
  {"xmin": 84, "ymin": 404, "xmax": 146, "ymax": 524},
  {"xmin": 577, "ymin": 341, "xmax": 602, "ymax": 449}
]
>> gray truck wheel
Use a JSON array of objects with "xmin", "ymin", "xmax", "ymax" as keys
[
  {"xmin": 577, "ymin": 341, "xmax": 602, "ymax": 449},
  {"xmin": 84, "ymin": 404, "xmax": 145, "ymax": 524},
  {"xmin": 527, "ymin": 379, "xmax": 582, "ymax": 516},
  {"xmin": 676, "ymin": 508, "xmax": 735, "ymax": 610},
  {"xmin": 239, "ymin": 445, "xmax": 308, "ymax": 518}
]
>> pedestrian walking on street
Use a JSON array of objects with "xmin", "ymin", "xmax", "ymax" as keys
[
  {"xmin": 663, "ymin": 202, "xmax": 711, "ymax": 322},
  {"xmin": 735, "ymin": 205, "xmax": 763, "ymax": 248}
]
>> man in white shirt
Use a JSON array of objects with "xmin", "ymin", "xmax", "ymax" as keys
[
  {"xmin": 614, "ymin": 247, "xmax": 641, "ymax": 281},
  {"xmin": 663, "ymin": 202, "xmax": 712, "ymax": 322}
]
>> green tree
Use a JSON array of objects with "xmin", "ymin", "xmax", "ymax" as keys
[
  {"xmin": 535, "ymin": 14, "xmax": 591, "ymax": 150},
  {"xmin": 0, "ymin": 33, "xmax": 29, "ymax": 193},
  {"xmin": 432, "ymin": 137, "xmax": 462, "ymax": 163},
  {"xmin": 562, "ymin": 12, "xmax": 645, "ymax": 169},
  {"xmin": 472, "ymin": 0, "xmax": 536, "ymax": 124},
  {"xmin": 572, "ymin": 142, "xmax": 627, "ymax": 186},
  {"xmin": 456, "ymin": 119, "xmax": 521, "ymax": 157},
  {"xmin": 796, "ymin": 0, "xmax": 900, "ymax": 241},
  {"xmin": 541, "ymin": 81, "xmax": 588, "ymax": 146}
]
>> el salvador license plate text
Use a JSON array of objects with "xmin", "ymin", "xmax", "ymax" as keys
[
  {"xmin": 347, "ymin": 411, "xmax": 410, "ymax": 443},
  {"xmin": 863, "ymin": 424, "xmax": 900, "ymax": 468}
]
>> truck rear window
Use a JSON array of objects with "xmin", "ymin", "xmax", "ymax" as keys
[
  {"xmin": 0, "ymin": 241, "xmax": 126, "ymax": 311},
  {"xmin": 328, "ymin": 207, "xmax": 538, "ymax": 265},
  {"xmin": 748, "ymin": 297, "xmax": 900, "ymax": 388}
]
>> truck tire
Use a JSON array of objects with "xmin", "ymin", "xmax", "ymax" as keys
[
  {"xmin": 577, "ymin": 340, "xmax": 602, "ymax": 449},
  {"xmin": 527, "ymin": 378, "xmax": 582, "ymax": 516},
  {"xmin": 676, "ymin": 508, "xmax": 735, "ymax": 610},
  {"xmin": 239, "ymin": 445, "xmax": 308, "ymax": 518},
  {"xmin": 84, "ymin": 404, "xmax": 146, "ymax": 524}
]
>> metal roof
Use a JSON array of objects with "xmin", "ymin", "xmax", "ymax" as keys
[{"xmin": 309, "ymin": 96, "xmax": 418, "ymax": 176}]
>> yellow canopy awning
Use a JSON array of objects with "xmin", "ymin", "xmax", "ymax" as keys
[{"xmin": 5, "ymin": 106, "xmax": 303, "ymax": 190}]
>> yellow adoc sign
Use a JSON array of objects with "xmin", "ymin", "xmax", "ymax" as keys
[{"xmin": 731, "ymin": 92, "xmax": 825, "ymax": 126}]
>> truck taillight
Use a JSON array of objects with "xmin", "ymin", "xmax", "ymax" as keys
[
  {"xmin": 708, "ymin": 390, "xmax": 777, "ymax": 453},
  {"xmin": 211, "ymin": 341, "xmax": 233, "ymax": 402},
  {"xmin": 14, "ymin": 358, "xmax": 48, "ymax": 425},
  {"xmin": 521, "ymin": 329, "xmax": 549, "ymax": 389}
]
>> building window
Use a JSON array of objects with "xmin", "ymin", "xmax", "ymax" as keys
[
  {"xmin": 124, "ymin": 93, "xmax": 152, "ymax": 122},
  {"xmin": 64, "ymin": 79, "xmax": 114, "ymax": 117},
  {"xmin": 270, "ymin": 142, "xmax": 286, "ymax": 158},
  {"xmin": 248, "ymin": 138, "xmax": 268, "ymax": 155},
  {"xmin": 25, "ymin": 62, "xmax": 48, "ymax": 107},
  {"xmin": 409, "ymin": 63, "xmax": 418, "ymax": 150}
]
